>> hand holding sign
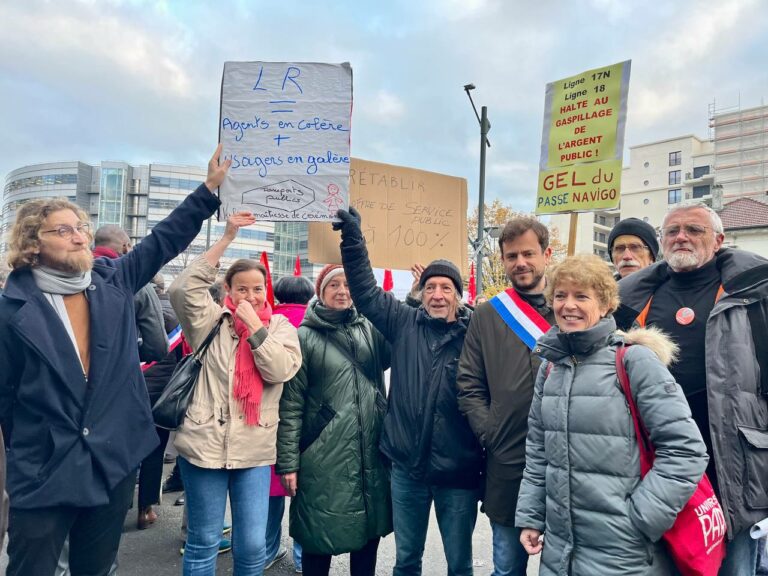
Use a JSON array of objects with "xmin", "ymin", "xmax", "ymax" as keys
[{"xmin": 205, "ymin": 144, "xmax": 232, "ymax": 192}]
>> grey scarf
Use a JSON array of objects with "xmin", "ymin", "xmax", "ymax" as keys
[{"xmin": 31, "ymin": 265, "xmax": 92, "ymax": 295}]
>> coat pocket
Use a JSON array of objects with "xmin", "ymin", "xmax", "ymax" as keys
[
  {"xmin": 737, "ymin": 425, "xmax": 768, "ymax": 509},
  {"xmin": 185, "ymin": 403, "xmax": 215, "ymax": 426},
  {"xmin": 258, "ymin": 406, "xmax": 280, "ymax": 428},
  {"xmin": 299, "ymin": 404, "xmax": 336, "ymax": 453}
]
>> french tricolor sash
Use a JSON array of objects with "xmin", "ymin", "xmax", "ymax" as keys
[
  {"xmin": 141, "ymin": 324, "xmax": 183, "ymax": 372},
  {"xmin": 489, "ymin": 288, "xmax": 551, "ymax": 351}
]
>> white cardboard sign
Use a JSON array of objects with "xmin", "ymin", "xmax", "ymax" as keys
[{"xmin": 218, "ymin": 61, "xmax": 353, "ymax": 221}]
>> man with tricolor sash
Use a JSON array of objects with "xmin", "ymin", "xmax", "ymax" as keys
[{"xmin": 457, "ymin": 216, "xmax": 554, "ymax": 576}]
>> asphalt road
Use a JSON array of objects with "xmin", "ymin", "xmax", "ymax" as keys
[{"xmin": 0, "ymin": 466, "xmax": 541, "ymax": 575}]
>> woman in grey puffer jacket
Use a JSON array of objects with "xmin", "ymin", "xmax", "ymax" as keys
[{"xmin": 515, "ymin": 255, "xmax": 709, "ymax": 576}]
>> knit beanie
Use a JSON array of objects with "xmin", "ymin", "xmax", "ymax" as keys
[
  {"xmin": 419, "ymin": 259, "xmax": 463, "ymax": 296},
  {"xmin": 315, "ymin": 264, "xmax": 345, "ymax": 303},
  {"xmin": 607, "ymin": 218, "xmax": 659, "ymax": 261}
]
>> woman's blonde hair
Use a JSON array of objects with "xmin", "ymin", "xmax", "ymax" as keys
[
  {"xmin": 544, "ymin": 254, "xmax": 620, "ymax": 314},
  {"xmin": 7, "ymin": 198, "xmax": 91, "ymax": 269}
]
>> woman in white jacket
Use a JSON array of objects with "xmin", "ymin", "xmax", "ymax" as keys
[{"xmin": 170, "ymin": 212, "xmax": 301, "ymax": 576}]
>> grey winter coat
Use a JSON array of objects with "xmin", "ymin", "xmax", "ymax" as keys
[
  {"xmin": 615, "ymin": 247, "xmax": 768, "ymax": 539},
  {"xmin": 515, "ymin": 317, "xmax": 708, "ymax": 576}
]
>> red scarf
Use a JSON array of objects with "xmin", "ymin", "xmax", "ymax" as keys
[{"xmin": 224, "ymin": 295, "xmax": 272, "ymax": 426}]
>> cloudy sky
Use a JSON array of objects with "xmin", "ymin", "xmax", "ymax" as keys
[{"xmin": 2, "ymin": 0, "xmax": 767, "ymax": 211}]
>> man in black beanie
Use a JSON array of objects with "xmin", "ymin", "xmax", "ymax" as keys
[
  {"xmin": 607, "ymin": 217, "xmax": 659, "ymax": 278},
  {"xmin": 334, "ymin": 208, "xmax": 483, "ymax": 576}
]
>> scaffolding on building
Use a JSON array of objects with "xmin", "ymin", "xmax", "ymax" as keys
[{"xmin": 709, "ymin": 97, "xmax": 768, "ymax": 201}]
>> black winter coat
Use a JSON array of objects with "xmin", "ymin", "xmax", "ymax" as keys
[
  {"xmin": 143, "ymin": 292, "xmax": 183, "ymax": 403},
  {"xmin": 0, "ymin": 184, "xmax": 220, "ymax": 509},
  {"xmin": 341, "ymin": 238, "xmax": 483, "ymax": 488}
]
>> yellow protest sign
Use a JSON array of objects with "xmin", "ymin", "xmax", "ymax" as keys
[
  {"xmin": 536, "ymin": 60, "xmax": 631, "ymax": 215},
  {"xmin": 536, "ymin": 160, "xmax": 622, "ymax": 214}
]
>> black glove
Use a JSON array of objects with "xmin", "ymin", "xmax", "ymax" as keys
[{"xmin": 333, "ymin": 207, "xmax": 364, "ymax": 244}]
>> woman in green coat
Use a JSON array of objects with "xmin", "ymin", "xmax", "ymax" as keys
[{"xmin": 277, "ymin": 264, "xmax": 392, "ymax": 576}]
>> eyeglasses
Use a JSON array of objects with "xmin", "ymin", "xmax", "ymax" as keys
[
  {"xmin": 661, "ymin": 224, "xmax": 711, "ymax": 239},
  {"xmin": 612, "ymin": 243, "xmax": 649, "ymax": 257},
  {"xmin": 40, "ymin": 223, "xmax": 92, "ymax": 239}
]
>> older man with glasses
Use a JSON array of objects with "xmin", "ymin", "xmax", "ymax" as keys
[
  {"xmin": 615, "ymin": 203, "xmax": 768, "ymax": 576},
  {"xmin": 606, "ymin": 217, "xmax": 659, "ymax": 278}
]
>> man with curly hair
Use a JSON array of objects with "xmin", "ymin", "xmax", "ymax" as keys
[{"xmin": 0, "ymin": 146, "xmax": 229, "ymax": 576}]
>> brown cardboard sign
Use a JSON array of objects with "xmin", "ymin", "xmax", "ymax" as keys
[{"xmin": 308, "ymin": 158, "xmax": 468, "ymax": 274}]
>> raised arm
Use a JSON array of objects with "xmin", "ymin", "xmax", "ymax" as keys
[
  {"xmin": 169, "ymin": 211, "xmax": 256, "ymax": 350},
  {"xmin": 204, "ymin": 211, "xmax": 257, "ymax": 268},
  {"xmin": 119, "ymin": 145, "xmax": 230, "ymax": 293},
  {"xmin": 335, "ymin": 208, "xmax": 414, "ymax": 341}
]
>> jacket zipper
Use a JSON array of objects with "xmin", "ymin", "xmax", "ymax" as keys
[{"xmin": 345, "ymin": 327, "xmax": 369, "ymax": 518}]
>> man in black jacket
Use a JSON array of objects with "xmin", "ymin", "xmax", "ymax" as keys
[
  {"xmin": 457, "ymin": 216, "xmax": 553, "ymax": 576},
  {"xmin": 335, "ymin": 208, "xmax": 482, "ymax": 576}
]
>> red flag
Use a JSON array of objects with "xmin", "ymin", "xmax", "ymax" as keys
[
  {"xmin": 468, "ymin": 262, "xmax": 476, "ymax": 306},
  {"xmin": 383, "ymin": 269, "xmax": 394, "ymax": 292},
  {"xmin": 293, "ymin": 255, "xmax": 302, "ymax": 276},
  {"xmin": 260, "ymin": 251, "xmax": 275, "ymax": 307}
]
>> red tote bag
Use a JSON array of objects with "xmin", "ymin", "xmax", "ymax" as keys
[{"xmin": 616, "ymin": 346, "xmax": 726, "ymax": 576}]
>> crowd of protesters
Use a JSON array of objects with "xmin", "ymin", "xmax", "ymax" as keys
[{"xmin": 0, "ymin": 145, "xmax": 767, "ymax": 576}]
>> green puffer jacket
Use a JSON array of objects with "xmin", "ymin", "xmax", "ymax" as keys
[{"xmin": 276, "ymin": 301, "xmax": 393, "ymax": 555}]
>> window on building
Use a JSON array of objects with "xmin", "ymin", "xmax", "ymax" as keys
[
  {"xmin": 598, "ymin": 232, "xmax": 606, "ymax": 243},
  {"xmin": 692, "ymin": 165, "xmax": 710, "ymax": 178},
  {"xmin": 599, "ymin": 215, "xmax": 606, "ymax": 225},
  {"xmin": 99, "ymin": 168, "xmax": 126, "ymax": 226},
  {"xmin": 669, "ymin": 170, "xmax": 681, "ymax": 185},
  {"xmin": 669, "ymin": 151, "xmax": 682, "ymax": 166},
  {"xmin": 668, "ymin": 189, "xmax": 682, "ymax": 204},
  {"xmin": 692, "ymin": 185, "xmax": 711, "ymax": 199}
]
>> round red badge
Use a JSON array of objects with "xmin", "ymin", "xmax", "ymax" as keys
[{"xmin": 675, "ymin": 307, "xmax": 695, "ymax": 325}]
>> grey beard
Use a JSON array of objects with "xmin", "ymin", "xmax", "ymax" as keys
[{"xmin": 666, "ymin": 251, "xmax": 700, "ymax": 272}]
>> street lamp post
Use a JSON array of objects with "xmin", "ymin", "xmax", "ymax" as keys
[{"xmin": 464, "ymin": 84, "xmax": 491, "ymax": 296}]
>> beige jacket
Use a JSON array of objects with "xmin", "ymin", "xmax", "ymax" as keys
[{"xmin": 170, "ymin": 257, "xmax": 301, "ymax": 469}]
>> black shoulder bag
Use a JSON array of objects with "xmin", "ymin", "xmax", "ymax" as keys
[{"xmin": 152, "ymin": 316, "xmax": 224, "ymax": 430}]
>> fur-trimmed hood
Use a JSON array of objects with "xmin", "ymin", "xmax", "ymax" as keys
[
  {"xmin": 536, "ymin": 316, "xmax": 679, "ymax": 367},
  {"xmin": 618, "ymin": 326, "xmax": 679, "ymax": 367}
]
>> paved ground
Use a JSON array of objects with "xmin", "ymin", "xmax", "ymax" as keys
[{"xmin": 0, "ymin": 464, "xmax": 541, "ymax": 575}]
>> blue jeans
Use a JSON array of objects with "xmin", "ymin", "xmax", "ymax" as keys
[
  {"xmin": 179, "ymin": 458, "xmax": 270, "ymax": 576},
  {"xmin": 390, "ymin": 464, "xmax": 479, "ymax": 576},
  {"xmin": 718, "ymin": 529, "xmax": 758, "ymax": 576},
  {"xmin": 490, "ymin": 522, "xmax": 528, "ymax": 576},
  {"xmin": 266, "ymin": 495, "xmax": 302, "ymax": 570}
]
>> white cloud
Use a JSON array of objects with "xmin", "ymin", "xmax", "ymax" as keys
[
  {"xmin": 0, "ymin": 2, "xmax": 192, "ymax": 98},
  {"xmin": 358, "ymin": 90, "xmax": 407, "ymax": 124},
  {"xmin": 650, "ymin": 0, "xmax": 756, "ymax": 70}
]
